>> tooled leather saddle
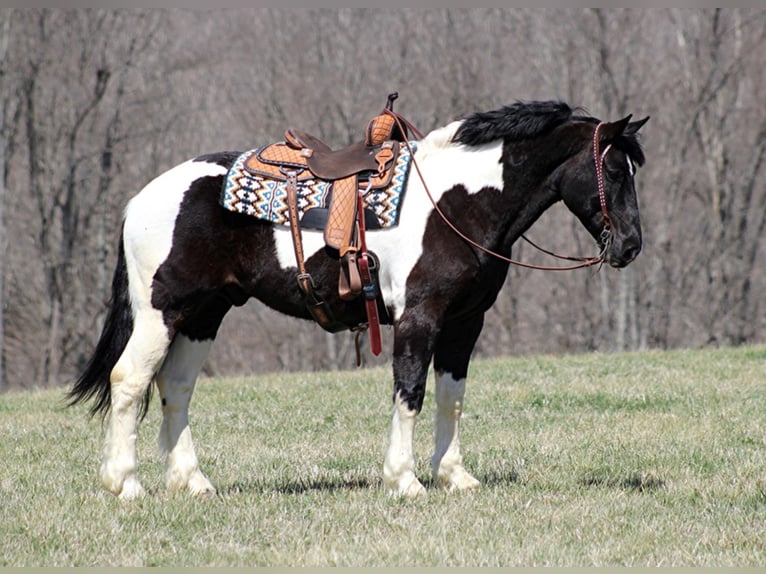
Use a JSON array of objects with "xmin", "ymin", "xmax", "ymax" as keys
[{"xmin": 246, "ymin": 93, "xmax": 412, "ymax": 356}]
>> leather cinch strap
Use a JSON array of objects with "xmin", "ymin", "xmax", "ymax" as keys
[
  {"xmin": 285, "ymin": 169, "xmax": 382, "ymax": 356},
  {"xmin": 356, "ymin": 188, "xmax": 382, "ymax": 356},
  {"xmin": 285, "ymin": 170, "xmax": 347, "ymax": 333}
]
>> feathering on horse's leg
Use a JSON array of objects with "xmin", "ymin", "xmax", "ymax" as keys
[
  {"xmin": 432, "ymin": 372, "xmax": 480, "ymax": 491},
  {"xmin": 156, "ymin": 335, "xmax": 215, "ymax": 497},
  {"xmin": 383, "ymin": 311, "xmax": 435, "ymax": 497},
  {"xmin": 383, "ymin": 393, "xmax": 426, "ymax": 497},
  {"xmin": 101, "ymin": 309, "xmax": 170, "ymax": 500},
  {"xmin": 431, "ymin": 315, "xmax": 483, "ymax": 492}
]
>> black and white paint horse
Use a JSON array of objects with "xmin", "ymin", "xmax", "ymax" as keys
[{"xmin": 69, "ymin": 100, "xmax": 647, "ymax": 499}]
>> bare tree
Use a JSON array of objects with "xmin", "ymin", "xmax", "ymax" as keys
[
  {"xmin": 2, "ymin": 8, "xmax": 765, "ymax": 392},
  {"xmin": 681, "ymin": 10, "xmax": 765, "ymax": 345},
  {"xmin": 0, "ymin": 10, "xmax": 19, "ymax": 391},
  {"xmin": 4, "ymin": 9, "xmax": 173, "ymax": 387}
]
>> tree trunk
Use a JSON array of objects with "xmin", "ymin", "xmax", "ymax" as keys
[{"xmin": 0, "ymin": 12, "xmax": 10, "ymax": 391}]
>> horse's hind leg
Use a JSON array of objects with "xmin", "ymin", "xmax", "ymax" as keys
[
  {"xmin": 431, "ymin": 314, "xmax": 484, "ymax": 491},
  {"xmin": 156, "ymin": 334, "xmax": 215, "ymax": 496},
  {"xmin": 102, "ymin": 309, "xmax": 171, "ymax": 500}
]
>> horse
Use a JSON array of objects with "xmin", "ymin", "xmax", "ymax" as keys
[{"xmin": 68, "ymin": 99, "xmax": 648, "ymax": 500}]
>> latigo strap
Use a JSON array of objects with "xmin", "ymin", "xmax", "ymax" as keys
[
  {"xmin": 285, "ymin": 170, "xmax": 347, "ymax": 333},
  {"xmin": 356, "ymin": 188, "xmax": 382, "ymax": 356}
]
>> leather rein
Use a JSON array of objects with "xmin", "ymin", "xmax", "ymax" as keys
[{"xmin": 386, "ymin": 109, "xmax": 614, "ymax": 271}]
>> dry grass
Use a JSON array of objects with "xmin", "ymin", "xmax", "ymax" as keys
[{"xmin": 1, "ymin": 345, "xmax": 765, "ymax": 566}]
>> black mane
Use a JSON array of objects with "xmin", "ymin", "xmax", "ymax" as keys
[
  {"xmin": 452, "ymin": 100, "xmax": 575, "ymax": 146},
  {"xmin": 453, "ymin": 100, "xmax": 645, "ymax": 167}
]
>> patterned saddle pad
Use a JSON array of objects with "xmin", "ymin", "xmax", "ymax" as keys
[{"xmin": 221, "ymin": 142, "xmax": 417, "ymax": 229}]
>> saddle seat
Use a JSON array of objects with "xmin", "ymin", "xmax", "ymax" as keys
[
  {"xmin": 243, "ymin": 101, "xmax": 409, "ymax": 255},
  {"xmin": 285, "ymin": 132, "xmax": 381, "ymax": 181},
  {"xmin": 246, "ymin": 105, "xmax": 406, "ymax": 185},
  {"xmin": 244, "ymin": 138, "xmax": 400, "ymax": 193},
  {"xmin": 283, "ymin": 109, "xmax": 407, "ymax": 181}
]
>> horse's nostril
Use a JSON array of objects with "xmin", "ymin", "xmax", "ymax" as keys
[
  {"xmin": 623, "ymin": 241, "xmax": 642, "ymax": 263},
  {"xmin": 610, "ymin": 239, "xmax": 642, "ymax": 267}
]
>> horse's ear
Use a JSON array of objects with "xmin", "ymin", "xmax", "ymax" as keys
[
  {"xmin": 598, "ymin": 115, "xmax": 632, "ymax": 142},
  {"xmin": 624, "ymin": 116, "xmax": 650, "ymax": 136}
]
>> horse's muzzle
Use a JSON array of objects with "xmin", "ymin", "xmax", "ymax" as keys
[{"xmin": 608, "ymin": 238, "xmax": 642, "ymax": 268}]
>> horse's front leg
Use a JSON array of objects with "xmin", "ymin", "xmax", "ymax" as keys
[
  {"xmin": 431, "ymin": 314, "xmax": 484, "ymax": 492},
  {"xmin": 383, "ymin": 309, "xmax": 437, "ymax": 497}
]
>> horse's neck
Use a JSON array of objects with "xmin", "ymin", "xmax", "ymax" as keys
[
  {"xmin": 411, "ymin": 131, "xmax": 563, "ymax": 255},
  {"xmin": 498, "ymin": 184, "xmax": 560, "ymax": 252},
  {"xmin": 408, "ymin": 137, "xmax": 505, "ymax": 219},
  {"xmin": 497, "ymin": 141, "xmax": 570, "ymax": 249}
]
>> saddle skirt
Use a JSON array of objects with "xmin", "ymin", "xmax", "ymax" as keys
[{"xmin": 221, "ymin": 141, "xmax": 417, "ymax": 230}]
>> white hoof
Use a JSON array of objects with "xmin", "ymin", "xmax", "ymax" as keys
[
  {"xmin": 102, "ymin": 461, "xmax": 145, "ymax": 500},
  {"xmin": 187, "ymin": 470, "xmax": 216, "ymax": 498},
  {"xmin": 166, "ymin": 467, "xmax": 216, "ymax": 497},
  {"xmin": 436, "ymin": 467, "xmax": 481, "ymax": 492},
  {"xmin": 117, "ymin": 475, "xmax": 146, "ymax": 500},
  {"xmin": 386, "ymin": 473, "xmax": 427, "ymax": 497}
]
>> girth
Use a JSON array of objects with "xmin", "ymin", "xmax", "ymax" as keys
[{"xmin": 284, "ymin": 171, "xmax": 384, "ymax": 357}]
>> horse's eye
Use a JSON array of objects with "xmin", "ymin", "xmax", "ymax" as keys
[
  {"xmin": 605, "ymin": 165, "xmax": 623, "ymax": 179},
  {"xmin": 606, "ymin": 154, "xmax": 635, "ymax": 180},
  {"xmin": 604, "ymin": 155, "xmax": 631, "ymax": 180}
]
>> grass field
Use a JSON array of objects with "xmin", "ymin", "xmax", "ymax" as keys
[{"xmin": 1, "ymin": 345, "xmax": 765, "ymax": 566}]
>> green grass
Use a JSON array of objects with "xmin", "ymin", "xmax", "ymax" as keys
[{"xmin": 1, "ymin": 346, "xmax": 765, "ymax": 566}]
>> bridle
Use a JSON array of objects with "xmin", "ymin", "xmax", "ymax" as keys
[
  {"xmin": 386, "ymin": 109, "xmax": 615, "ymax": 271},
  {"xmin": 592, "ymin": 121, "xmax": 613, "ymax": 254}
]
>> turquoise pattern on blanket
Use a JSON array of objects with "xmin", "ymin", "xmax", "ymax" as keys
[{"xmin": 221, "ymin": 142, "xmax": 417, "ymax": 229}]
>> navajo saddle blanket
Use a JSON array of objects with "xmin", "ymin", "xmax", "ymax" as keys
[{"xmin": 221, "ymin": 141, "xmax": 416, "ymax": 230}]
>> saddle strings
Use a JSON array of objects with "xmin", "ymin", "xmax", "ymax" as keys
[{"xmin": 385, "ymin": 109, "xmax": 611, "ymax": 271}]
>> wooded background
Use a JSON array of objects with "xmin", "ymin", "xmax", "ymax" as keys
[{"xmin": 1, "ymin": 8, "xmax": 764, "ymax": 392}]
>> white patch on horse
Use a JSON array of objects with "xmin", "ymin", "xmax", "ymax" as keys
[
  {"xmin": 383, "ymin": 392, "xmax": 426, "ymax": 496},
  {"xmin": 273, "ymin": 226, "xmax": 325, "ymax": 270},
  {"xmin": 273, "ymin": 124, "xmax": 504, "ymax": 321},
  {"xmin": 157, "ymin": 335, "xmax": 215, "ymax": 496},
  {"xmin": 123, "ymin": 159, "xmax": 228, "ymax": 305},
  {"xmin": 101, "ymin": 306, "xmax": 170, "ymax": 499},
  {"xmin": 432, "ymin": 371, "xmax": 481, "ymax": 491},
  {"xmin": 101, "ymin": 158, "xmax": 225, "ymax": 500},
  {"xmin": 368, "ymin": 133, "xmax": 503, "ymax": 320},
  {"xmin": 627, "ymin": 154, "xmax": 635, "ymax": 176},
  {"xmin": 414, "ymin": 120, "xmax": 462, "ymax": 159}
]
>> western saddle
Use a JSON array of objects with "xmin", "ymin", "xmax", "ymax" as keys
[{"xmin": 244, "ymin": 93, "xmax": 413, "ymax": 357}]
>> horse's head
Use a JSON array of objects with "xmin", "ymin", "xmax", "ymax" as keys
[{"xmin": 559, "ymin": 115, "xmax": 649, "ymax": 268}]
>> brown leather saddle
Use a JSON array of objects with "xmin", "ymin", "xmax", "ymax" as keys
[
  {"xmin": 244, "ymin": 104, "xmax": 405, "ymax": 255},
  {"xmin": 245, "ymin": 93, "xmax": 411, "ymax": 356}
]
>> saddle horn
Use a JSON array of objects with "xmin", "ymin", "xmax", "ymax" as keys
[{"xmin": 386, "ymin": 92, "xmax": 399, "ymax": 111}]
